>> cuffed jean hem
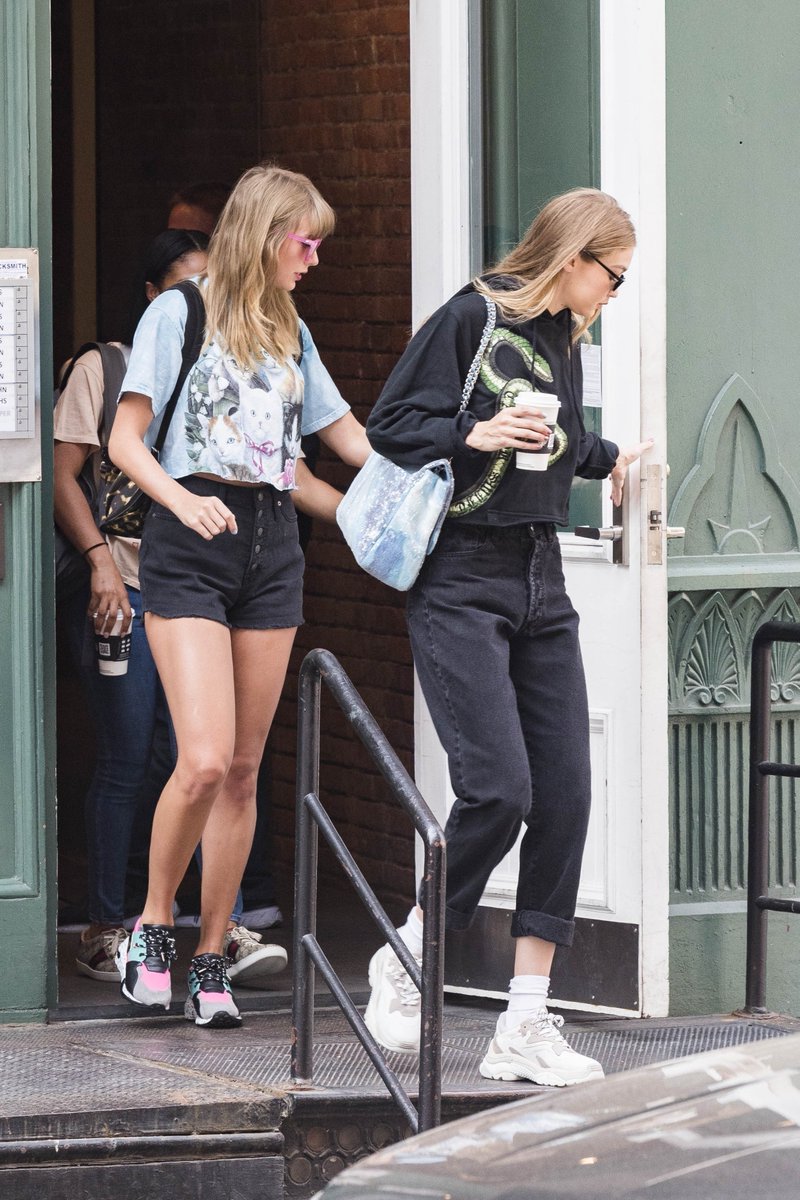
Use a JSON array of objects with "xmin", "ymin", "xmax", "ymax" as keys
[
  {"xmin": 511, "ymin": 909, "xmax": 575, "ymax": 947},
  {"xmin": 440, "ymin": 902, "xmax": 576, "ymax": 946}
]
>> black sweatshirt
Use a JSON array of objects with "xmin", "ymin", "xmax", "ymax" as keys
[{"xmin": 366, "ymin": 281, "xmax": 619, "ymax": 526}]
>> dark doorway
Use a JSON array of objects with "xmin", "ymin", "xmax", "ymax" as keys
[{"xmin": 50, "ymin": 0, "xmax": 416, "ymax": 1018}]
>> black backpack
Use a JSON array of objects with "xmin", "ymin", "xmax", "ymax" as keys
[{"xmin": 54, "ymin": 280, "xmax": 206, "ymax": 596}]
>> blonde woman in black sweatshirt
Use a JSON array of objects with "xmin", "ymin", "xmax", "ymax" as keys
[{"xmin": 364, "ymin": 188, "xmax": 651, "ymax": 1086}]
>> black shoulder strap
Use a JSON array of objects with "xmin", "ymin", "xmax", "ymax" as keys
[
  {"xmin": 57, "ymin": 340, "xmax": 128, "ymax": 450},
  {"xmin": 152, "ymin": 280, "xmax": 206, "ymax": 455},
  {"xmin": 95, "ymin": 343, "xmax": 128, "ymax": 446}
]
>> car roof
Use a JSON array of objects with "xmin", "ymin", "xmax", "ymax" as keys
[{"xmin": 320, "ymin": 1031, "xmax": 800, "ymax": 1199}]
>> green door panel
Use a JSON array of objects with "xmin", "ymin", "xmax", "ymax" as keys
[
  {"xmin": 0, "ymin": 0, "xmax": 56, "ymax": 1020},
  {"xmin": 482, "ymin": 0, "xmax": 600, "ymax": 262},
  {"xmin": 481, "ymin": 0, "xmax": 603, "ymax": 531}
]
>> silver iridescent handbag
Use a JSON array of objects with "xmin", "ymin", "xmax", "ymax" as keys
[{"xmin": 336, "ymin": 296, "xmax": 496, "ymax": 590}]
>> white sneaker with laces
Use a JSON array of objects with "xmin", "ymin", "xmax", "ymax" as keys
[
  {"xmin": 364, "ymin": 943, "xmax": 422, "ymax": 1054},
  {"xmin": 223, "ymin": 924, "xmax": 287, "ymax": 987},
  {"xmin": 479, "ymin": 1009, "xmax": 604, "ymax": 1086}
]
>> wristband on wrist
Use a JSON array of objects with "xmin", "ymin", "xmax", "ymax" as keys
[{"xmin": 82, "ymin": 541, "xmax": 107, "ymax": 557}]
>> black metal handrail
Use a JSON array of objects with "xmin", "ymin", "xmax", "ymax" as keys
[
  {"xmin": 744, "ymin": 621, "xmax": 800, "ymax": 1014},
  {"xmin": 291, "ymin": 648, "xmax": 446, "ymax": 1133}
]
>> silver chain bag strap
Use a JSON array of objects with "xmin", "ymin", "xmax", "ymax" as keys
[{"xmin": 336, "ymin": 295, "xmax": 497, "ymax": 591}]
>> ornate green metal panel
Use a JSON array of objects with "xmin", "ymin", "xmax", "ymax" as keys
[
  {"xmin": 668, "ymin": 374, "xmax": 800, "ymax": 590},
  {"xmin": 669, "ymin": 587, "xmax": 800, "ymax": 900},
  {"xmin": 0, "ymin": 0, "xmax": 56, "ymax": 1020}
]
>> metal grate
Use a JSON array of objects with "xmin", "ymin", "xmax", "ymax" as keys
[{"xmin": 2, "ymin": 1008, "xmax": 794, "ymax": 1125}]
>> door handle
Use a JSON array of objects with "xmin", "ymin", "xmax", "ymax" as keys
[
  {"xmin": 574, "ymin": 525, "xmax": 623, "ymax": 541},
  {"xmin": 574, "ymin": 501, "xmax": 626, "ymax": 564}
]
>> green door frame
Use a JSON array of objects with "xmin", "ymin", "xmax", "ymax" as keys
[{"xmin": 0, "ymin": 0, "xmax": 56, "ymax": 1021}]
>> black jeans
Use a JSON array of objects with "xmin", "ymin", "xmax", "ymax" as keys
[{"xmin": 407, "ymin": 522, "xmax": 591, "ymax": 948}]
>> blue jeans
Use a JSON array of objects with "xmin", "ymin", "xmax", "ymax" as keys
[
  {"xmin": 63, "ymin": 582, "xmax": 244, "ymax": 925},
  {"xmin": 63, "ymin": 582, "xmax": 165, "ymax": 925},
  {"xmin": 407, "ymin": 522, "xmax": 592, "ymax": 948}
]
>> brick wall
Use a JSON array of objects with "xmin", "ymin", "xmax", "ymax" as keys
[{"xmin": 259, "ymin": 0, "xmax": 416, "ymax": 906}]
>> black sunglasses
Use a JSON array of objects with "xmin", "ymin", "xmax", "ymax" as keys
[{"xmin": 583, "ymin": 250, "xmax": 625, "ymax": 291}]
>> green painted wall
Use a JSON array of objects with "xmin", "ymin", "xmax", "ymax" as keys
[
  {"xmin": 0, "ymin": 0, "xmax": 56, "ymax": 1021},
  {"xmin": 670, "ymin": 912, "xmax": 800, "ymax": 1018},
  {"xmin": 666, "ymin": 0, "xmax": 800, "ymax": 1015}
]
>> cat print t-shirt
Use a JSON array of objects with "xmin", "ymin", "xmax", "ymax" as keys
[
  {"xmin": 185, "ymin": 349, "xmax": 302, "ymax": 487},
  {"xmin": 120, "ymin": 283, "xmax": 350, "ymax": 489}
]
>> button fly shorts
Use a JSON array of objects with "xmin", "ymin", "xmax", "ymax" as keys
[{"xmin": 139, "ymin": 475, "xmax": 304, "ymax": 629}]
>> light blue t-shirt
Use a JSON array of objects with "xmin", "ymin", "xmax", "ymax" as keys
[{"xmin": 120, "ymin": 285, "xmax": 350, "ymax": 489}]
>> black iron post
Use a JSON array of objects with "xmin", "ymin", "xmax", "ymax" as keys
[
  {"xmin": 744, "ymin": 625, "xmax": 774, "ymax": 1013},
  {"xmin": 291, "ymin": 654, "xmax": 321, "ymax": 1083},
  {"xmin": 418, "ymin": 829, "xmax": 446, "ymax": 1131},
  {"xmin": 743, "ymin": 622, "xmax": 800, "ymax": 1014}
]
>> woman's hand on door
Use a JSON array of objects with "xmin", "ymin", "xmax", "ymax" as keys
[{"xmin": 609, "ymin": 439, "xmax": 654, "ymax": 506}]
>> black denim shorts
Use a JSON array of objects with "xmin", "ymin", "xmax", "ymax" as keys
[{"xmin": 139, "ymin": 476, "xmax": 304, "ymax": 629}]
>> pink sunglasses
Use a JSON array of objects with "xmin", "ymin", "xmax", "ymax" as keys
[{"xmin": 286, "ymin": 233, "xmax": 323, "ymax": 263}]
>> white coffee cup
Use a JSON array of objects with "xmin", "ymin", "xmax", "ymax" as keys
[
  {"xmin": 95, "ymin": 607, "xmax": 134, "ymax": 676},
  {"xmin": 513, "ymin": 393, "xmax": 560, "ymax": 471}
]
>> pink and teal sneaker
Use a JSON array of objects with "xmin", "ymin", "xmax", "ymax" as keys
[
  {"xmin": 115, "ymin": 919, "xmax": 176, "ymax": 1011},
  {"xmin": 184, "ymin": 952, "xmax": 242, "ymax": 1028}
]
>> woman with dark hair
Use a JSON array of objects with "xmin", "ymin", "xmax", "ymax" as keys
[
  {"xmin": 55, "ymin": 228, "xmax": 285, "ymax": 985},
  {"xmin": 122, "ymin": 229, "xmax": 210, "ymax": 344}
]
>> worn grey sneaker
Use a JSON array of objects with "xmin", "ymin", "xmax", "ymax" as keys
[
  {"xmin": 479, "ymin": 1009, "xmax": 605, "ymax": 1086},
  {"xmin": 364, "ymin": 943, "xmax": 422, "ymax": 1054},
  {"xmin": 223, "ymin": 924, "xmax": 287, "ymax": 988},
  {"xmin": 75, "ymin": 926, "xmax": 128, "ymax": 982}
]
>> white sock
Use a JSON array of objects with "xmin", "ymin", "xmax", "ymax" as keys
[
  {"xmin": 498, "ymin": 974, "xmax": 550, "ymax": 1031},
  {"xmin": 396, "ymin": 906, "xmax": 424, "ymax": 958}
]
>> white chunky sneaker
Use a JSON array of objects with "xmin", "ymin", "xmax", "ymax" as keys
[
  {"xmin": 479, "ymin": 1009, "xmax": 605, "ymax": 1087},
  {"xmin": 364, "ymin": 943, "xmax": 422, "ymax": 1054}
]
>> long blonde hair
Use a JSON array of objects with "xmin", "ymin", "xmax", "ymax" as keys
[
  {"xmin": 475, "ymin": 188, "xmax": 635, "ymax": 341},
  {"xmin": 204, "ymin": 163, "xmax": 335, "ymax": 369}
]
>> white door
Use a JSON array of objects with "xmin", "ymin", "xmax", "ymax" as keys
[{"xmin": 410, "ymin": 0, "xmax": 669, "ymax": 1017}]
